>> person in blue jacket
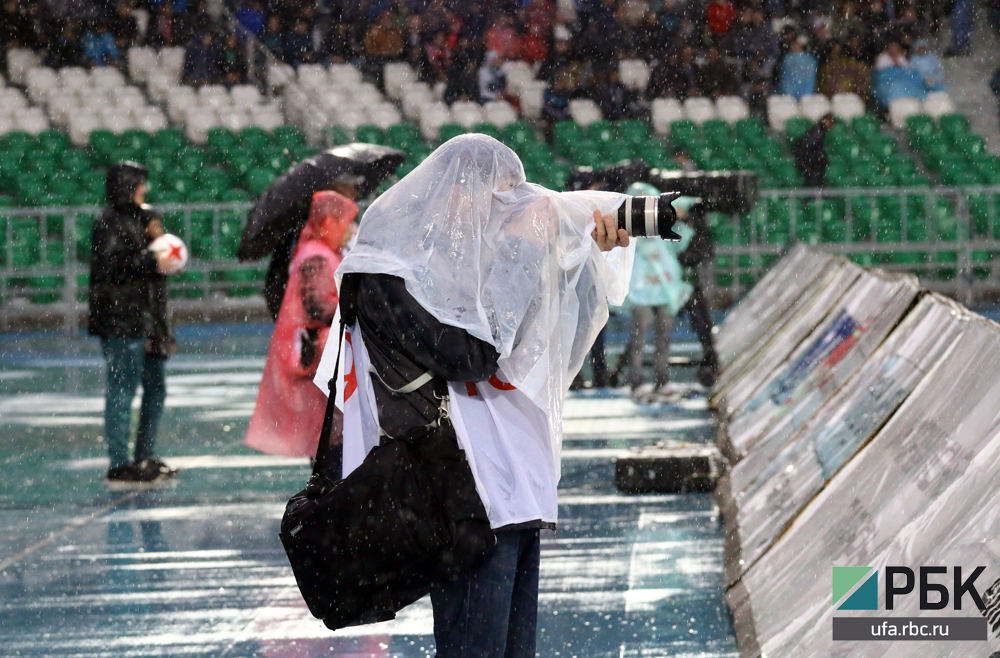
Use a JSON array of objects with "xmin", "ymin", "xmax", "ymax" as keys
[{"xmin": 612, "ymin": 183, "xmax": 695, "ymax": 399}]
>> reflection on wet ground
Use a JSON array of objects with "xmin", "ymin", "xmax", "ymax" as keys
[{"xmin": 0, "ymin": 323, "xmax": 737, "ymax": 658}]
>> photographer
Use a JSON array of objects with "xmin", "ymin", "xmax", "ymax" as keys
[
  {"xmin": 334, "ymin": 135, "xmax": 634, "ymax": 657},
  {"xmin": 90, "ymin": 163, "xmax": 178, "ymax": 488},
  {"xmin": 676, "ymin": 200, "xmax": 720, "ymax": 387}
]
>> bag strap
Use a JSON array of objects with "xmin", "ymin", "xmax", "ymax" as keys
[{"xmin": 312, "ymin": 320, "xmax": 346, "ymax": 478}]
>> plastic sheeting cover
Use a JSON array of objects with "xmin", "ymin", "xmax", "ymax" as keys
[
  {"xmin": 729, "ymin": 314, "xmax": 1000, "ymax": 657},
  {"xmin": 714, "ymin": 259, "xmax": 862, "ymax": 425},
  {"xmin": 721, "ymin": 294, "xmax": 968, "ymax": 587},
  {"xmin": 725, "ymin": 268, "xmax": 920, "ymax": 469},
  {"xmin": 715, "ymin": 245, "xmax": 834, "ymax": 369}
]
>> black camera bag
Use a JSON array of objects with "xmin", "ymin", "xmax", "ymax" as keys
[{"xmin": 279, "ymin": 323, "xmax": 495, "ymax": 630}]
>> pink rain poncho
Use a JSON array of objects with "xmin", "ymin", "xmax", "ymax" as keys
[{"xmin": 245, "ymin": 191, "xmax": 357, "ymax": 457}]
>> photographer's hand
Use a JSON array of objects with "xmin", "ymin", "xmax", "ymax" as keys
[{"xmin": 591, "ymin": 210, "xmax": 630, "ymax": 251}]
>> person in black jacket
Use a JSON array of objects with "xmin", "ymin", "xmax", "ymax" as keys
[
  {"xmin": 794, "ymin": 113, "xmax": 836, "ymax": 187},
  {"xmin": 90, "ymin": 162, "xmax": 178, "ymax": 488},
  {"xmin": 676, "ymin": 201, "xmax": 720, "ymax": 387}
]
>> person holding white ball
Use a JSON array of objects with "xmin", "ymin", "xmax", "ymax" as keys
[{"xmin": 89, "ymin": 162, "xmax": 180, "ymax": 489}]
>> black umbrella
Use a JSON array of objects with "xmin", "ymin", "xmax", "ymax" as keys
[
  {"xmin": 236, "ymin": 143, "xmax": 405, "ymax": 319},
  {"xmin": 238, "ymin": 143, "xmax": 406, "ymax": 261}
]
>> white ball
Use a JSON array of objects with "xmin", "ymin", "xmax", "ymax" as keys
[{"xmin": 150, "ymin": 233, "xmax": 189, "ymax": 275}]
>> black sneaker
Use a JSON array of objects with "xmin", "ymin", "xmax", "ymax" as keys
[
  {"xmin": 106, "ymin": 462, "xmax": 164, "ymax": 490},
  {"xmin": 137, "ymin": 458, "xmax": 179, "ymax": 480}
]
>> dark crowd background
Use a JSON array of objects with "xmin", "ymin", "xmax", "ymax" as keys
[{"xmin": 2, "ymin": 0, "xmax": 998, "ymax": 118}]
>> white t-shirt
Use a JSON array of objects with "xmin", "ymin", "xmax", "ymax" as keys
[{"xmin": 331, "ymin": 324, "xmax": 559, "ymax": 530}]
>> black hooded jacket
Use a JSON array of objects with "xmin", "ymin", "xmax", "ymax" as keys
[{"xmin": 88, "ymin": 163, "xmax": 172, "ymax": 351}]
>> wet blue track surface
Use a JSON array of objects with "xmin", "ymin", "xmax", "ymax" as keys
[{"xmin": 0, "ymin": 321, "xmax": 738, "ymax": 658}]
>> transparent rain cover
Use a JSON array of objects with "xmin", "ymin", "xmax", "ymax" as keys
[{"xmin": 336, "ymin": 134, "xmax": 635, "ymax": 464}]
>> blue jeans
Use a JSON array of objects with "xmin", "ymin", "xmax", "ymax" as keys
[
  {"xmin": 101, "ymin": 338, "xmax": 167, "ymax": 469},
  {"xmin": 431, "ymin": 529, "xmax": 540, "ymax": 658}
]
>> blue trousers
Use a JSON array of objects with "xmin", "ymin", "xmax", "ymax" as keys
[
  {"xmin": 101, "ymin": 338, "xmax": 167, "ymax": 469},
  {"xmin": 431, "ymin": 529, "xmax": 541, "ymax": 658}
]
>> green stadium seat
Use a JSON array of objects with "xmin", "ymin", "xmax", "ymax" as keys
[
  {"xmin": 784, "ymin": 117, "xmax": 812, "ymax": 141},
  {"xmin": 472, "ymin": 122, "xmax": 501, "ymax": 140},
  {"xmin": 239, "ymin": 127, "xmax": 271, "ymax": 152},
  {"xmin": 355, "ymin": 124, "xmax": 385, "ymax": 144},
  {"xmin": 2, "ymin": 131, "xmax": 35, "ymax": 154},
  {"xmin": 502, "ymin": 121, "xmax": 536, "ymax": 146},
  {"xmin": 247, "ymin": 169, "xmax": 277, "ymax": 196},
  {"xmin": 938, "ymin": 114, "xmax": 969, "ymax": 137},
  {"xmin": 153, "ymin": 128, "xmax": 187, "ymax": 152},
  {"xmin": 386, "ymin": 123, "xmax": 421, "ymax": 151},
  {"xmin": 37, "ymin": 129, "xmax": 70, "ymax": 153},
  {"xmin": 438, "ymin": 123, "xmax": 467, "ymax": 142},
  {"xmin": 587, "ymin": 120, "xmax": 616, "ymax": 143},
  {"xmin": 324, "ymin": 126, "xmax": 350, "ymax": 146},
  {"xmin": 272, "ymin": 126, "xmax": 306, "ymax": 149}
]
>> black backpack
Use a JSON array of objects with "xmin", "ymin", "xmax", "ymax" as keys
[{"xmin": 279, "ymin": 323, "xmax": 496, "ymax": 630}]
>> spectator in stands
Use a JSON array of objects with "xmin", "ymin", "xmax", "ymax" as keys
[
  {"xmin": 574, "ymin": 21, "xmax": 616, "ymax": 67},
  {"xmin": 83, "ymin": 20, "xmax": 122, "ymax": 67},
  {"xmin": 0, "ymin": 0, "xmax": 37, "ymax": 49},
  {"xmin": 236, "ymin": 0, "xmax": 268, "ymax": 38},
  {"xmin": 727, "ymin": 9, "xmax": 778, "ymax": 61},
  {"xmin": 285, "ymin": 18, "xmax": 317, "ymax": 65},
  {"xmin": 403, "ymin": 14, "xmax": 426, "ymax": 72},
  {"xmin": 478, "ymin": 51, "xmax": 509, "ymax": 102},
  {"xmin": 542, "ymin": 72, "xmax": 573, "ymax": 133},
  {"xmin": 443, "ymin": 42, "xmax": 482, "ymax": 104},
  {"xmin": 363, "ymin": 9, "xmax": 405, "ymax": 80},
  {"xmin": 110, "ymin": 2, "xmax": 139, "ymax": 50},
  {"xmin": 909, "ymin": 38, "xmax": 945, "ymax": 90},
  {"xmin": 699, "ymin": 46, "xmax": 740, "ymax": 98},
  {"xmin": 592, "ymin": 68, "xmax": 638, "ymax": 120},
  {"xmin": 646, "ymin": 49, "xmax": 685, "ymax": 99},
  {"xmin": 146, "ymin": 3, "xmax": 179, "ymax": 48},
  {"xmin": 944, "ymin": 0, "xmax": 973, "ymax": 56},
  {"xmin": 875, "ymin": 39, "xmax": 909, "ymax": 69},
  {"xmin": 706, "ymin": 0, "xmax": 738, "ymax": 36},
  {"xmin": 485, "ymin": 13, "xmax": 523, "ymax": 60},
  {"xmin": 181, "ymin": 31, "xmax": 218, "ymax": 86},
  {"xmin": 746, "ymin": 72, "xmax": 770, "ymax": 121},
  {"xmin": 635, "ymin": 10, "xmax": 668, "ymax": 60},
  {"xmin": 794, "ymin": 113, "xmax": 836, "ymax": 187},
  {"xmin": 817, "ymin": 39, "xmax": 872, "ymax": 98},
  {"xmin": 261, "ymin": 15, "xmax": 284, "ymax": 56},
  {"xmin": 179, "ymin": 0, "xmax": 216, "ymax": 45},
  {"xmin": 422, "ymin": 30, "xmax": 450, "ymax": 82},
  {"xmin": 522, "ymin": 22, "xmax": 549, "ymax": 64},
  {"xmin": 325, "ymin": 20, "xmax": 356, "ymax": 62},
  {"xmin": 45, "ymin": 22, "xmax": 83, "ymax": 68},
  {"xmin": 778, "ymin": 37, "xmax": 818, "ymax": 98},
  {"xmin": 537, "ymin": 37, "xmax": 571, "ymax": 83},
  {"xmin": 217, "ymin": 33, "xmax": 248, "ymax": 86}
]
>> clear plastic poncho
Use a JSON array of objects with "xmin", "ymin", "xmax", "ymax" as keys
[{"xmin": 336, "ymin": 134, "xmax": 635, "ymax": 448}]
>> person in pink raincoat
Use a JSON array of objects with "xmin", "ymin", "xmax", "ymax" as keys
[{"xmin": 245, "ymin": 191, "xmax": 357, "ymax": 457}]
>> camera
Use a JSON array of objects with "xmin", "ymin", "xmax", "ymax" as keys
[
  {"xmin": 567, "ymin": 160, "xmax": 758, "ymax": 215},
  {"xmin": 617, "ymin": 193, "xmax": 683, "ymax": 240}
]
